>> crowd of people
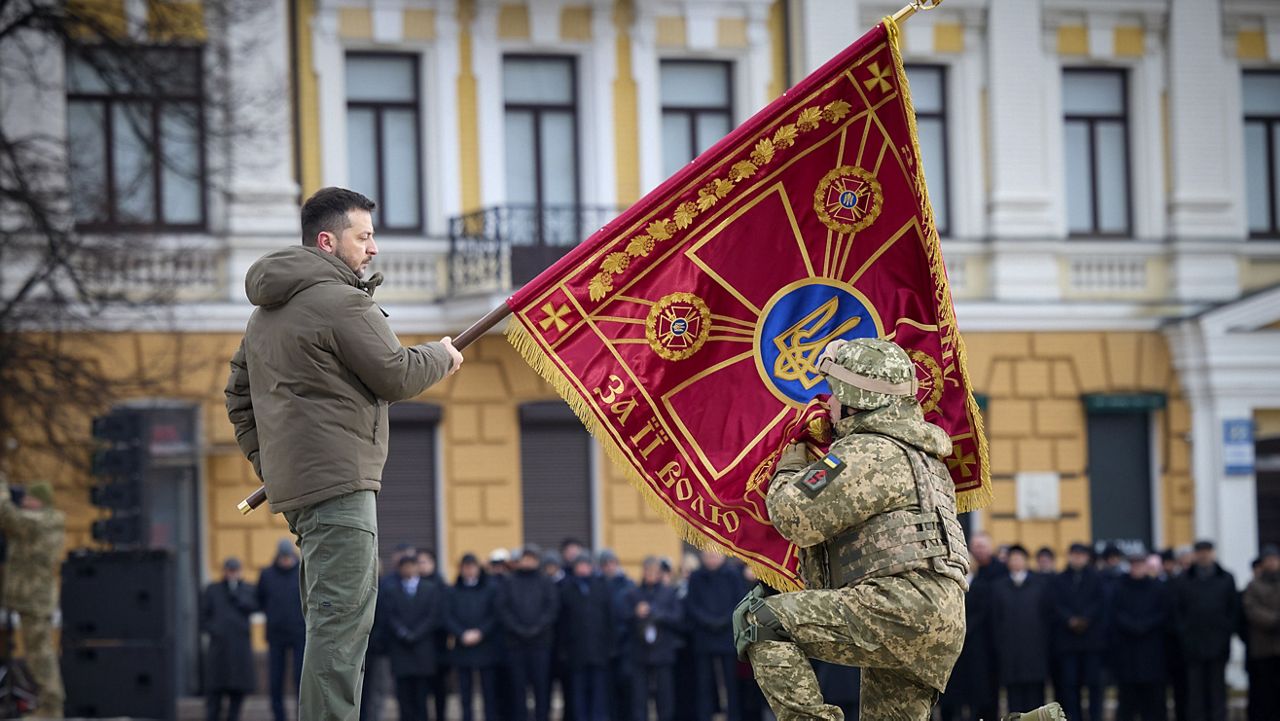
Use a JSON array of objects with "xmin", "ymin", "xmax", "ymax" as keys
[
  {"xmin": 200, "ymin": 532, "xmax": 1280, "ymax": 721},
  {"xmin": 943, "ymin": 534, "xmax": 1280, "ymax": 721}
]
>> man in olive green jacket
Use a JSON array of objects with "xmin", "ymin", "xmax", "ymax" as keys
[{"xmin": 225, "ymin": 187, "xmax": 461, "ymax": 721}]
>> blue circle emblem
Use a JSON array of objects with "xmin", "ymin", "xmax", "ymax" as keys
[
  {"xmin": 839, "ymin": 190, "xmax": 858, "ymax": 209},
  {"xmin": 670, "ymin": 318, "xmax": 688, "ymax": 336},
  {"xmin": 755, "ymin": 280, "xmax": 880, "ymax": 405}
]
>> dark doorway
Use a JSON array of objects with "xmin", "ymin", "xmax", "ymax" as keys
[
  {"xmin": 1086, "ymin": 410, "xmax": 1153, "ymax": 552},
  {"xmin": 1256, "ymin": 437, "xmax": 1280, "ymax": 549},
  {"xmin": 519, "ymin": 402, "xmax": 592, "ymax": 551},
  {"xmin": 377, "ymin": 403, "xmax": 442, "ymax": 570}
]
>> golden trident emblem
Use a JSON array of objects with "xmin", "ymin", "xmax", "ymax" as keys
[{"xmin": 771, "ymin": 298, "xmax": 862, "ymax": 389}]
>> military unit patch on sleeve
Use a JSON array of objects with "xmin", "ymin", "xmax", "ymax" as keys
[{"xmin": 792, "ymin": 453, "xmax": 846, "ymax": 499}]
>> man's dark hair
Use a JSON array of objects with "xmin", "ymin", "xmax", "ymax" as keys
[
  {"xmin": 300, "ymin": 187, "xmax": 376, "ymax": 247},
  {"xmin": 1036, "ymin": 546, "xmax": 1055, "ymax": 559},
  {"xmin": 1007, "ymin": 544, "xmax": 1028, "ymax": 558}
]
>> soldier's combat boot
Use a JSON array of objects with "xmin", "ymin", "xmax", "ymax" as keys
[{"xmin": 1000, "ymin": 702, "xmax": 1067, "ymax": 721}]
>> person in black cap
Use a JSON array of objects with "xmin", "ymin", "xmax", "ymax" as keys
[
  {"xmin": 257, "ymin": 539, "xmax": 306, "ymax": 721},
  {"xmin": 992, "ymin": 544, "xmax": 1052, "ymax": 712},
  {"xmin": 1036, "ymin": 546, "xmax": 1058, "ymax": 575},
  {"xmin": 1109, "ymin": 552, "xmax": 1169, "ymax": 721},
  {"xmin": 1244, "ymin": 545, "xmax": 1280, "ymax": 720},
  {"xmin": 449, "ymin": 553, "xmax": 502, "ymax": 721},
  {"xmin": 497, "ymin": 545, "xmax": 560, "ymax": 721},
  {"xmin": 558, "ymin": 552, "xmax": 614, "ymax": 721},
  {"xmin": 1049, "ymin": 542, "xmax": 1106, "ymax": 721},
  {"xmin": 597, "ymin": 549, "xmax": 636, "ymax": 721},
  {"xmin": 1174, "ymin": 540, "xmax": 1238, "ymax": 721},
  {"xmin": 201, "ymin": 557, "xmax": 257, "ymax": 721}
]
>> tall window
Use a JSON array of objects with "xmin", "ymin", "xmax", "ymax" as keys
[
  {"xmin": 906, "ymin": 65, "xmax": 950, "ymax": 237},
  {"xmin": 66, "ymin": 46, "xmax": 206, "ymax": 230},
  {"xmin": 520, "ymin": 402, "xmax": 592, "ymax": 550},
  {"xmin": 660, "ymin": 60, "xmax": 733, "ymax": 178},
  {"xmin": 345, "ymin": 54, "xmax": 423, "ymax": 232},
  {"xmin": 1063, "ymin": 69, "xmax": 1131, "ymax": 236},
  {"xmin": 503, "ymin": 56, "xmax": 579, "ymax": 217},
  {"xmin": 1244, "ymin": 71, "xmax": 1280, "ymax": 239}
]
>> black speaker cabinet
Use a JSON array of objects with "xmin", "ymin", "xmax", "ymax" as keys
[
  {"xmin": 61, "ymin": 642, "xmax": 176, "ymax": 720},
  {"xmin": 60, "ymin": 549, "xmax": 173, "ymax": 642}
]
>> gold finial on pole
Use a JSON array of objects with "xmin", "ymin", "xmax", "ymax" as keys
[{"xmin": 891, "ymin": 0, "xmax": 944, "ymax": 25}]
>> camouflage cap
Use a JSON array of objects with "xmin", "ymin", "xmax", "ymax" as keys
[
  {"xmin": 27, "ymin": 482, "xmax": 54, "ymax": 507},
  {"xmin": 823, "ymin": 338, "xmax": 916, "ymax": 410}
]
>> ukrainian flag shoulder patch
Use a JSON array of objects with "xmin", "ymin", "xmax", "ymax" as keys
[{"xmin": 793, "ymin": 453, "xmax": 846, "ymax": 499}]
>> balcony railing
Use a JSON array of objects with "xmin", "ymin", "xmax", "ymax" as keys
[{"xmin": 448, "ymin": 205, "xmax": 623, "ymax": 296}]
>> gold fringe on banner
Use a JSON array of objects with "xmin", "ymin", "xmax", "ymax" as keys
[
  {"xmin": 884, "ymin": 17, "xmax": 992, "ymax": 513},
  {"xmin": 506, "ymin": 320, "xmax": 804, "ymax": 592}
]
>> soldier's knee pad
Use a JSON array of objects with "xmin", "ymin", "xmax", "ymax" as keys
[{"xmin": 733, "ymin": 586, "xmax": 790, "ymax": 661}]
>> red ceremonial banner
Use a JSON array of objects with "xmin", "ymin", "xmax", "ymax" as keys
[{"xmin": 505, "ymin": 19, "xmax": 989, "ymax": 590}]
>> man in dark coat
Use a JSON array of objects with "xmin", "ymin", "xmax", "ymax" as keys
[
  {"xmin": 363, "ymin": 544, "xmax": 417, "ymax": 721},
  {"xmin": 418, "ymin": 549, "xmax": 451, "ymax": 721},
  {"xmin": 623, "ymin": 556, "xmax": 684, "ymax": 721},
  {"xmin": 201, "ymin": 558, "xmax": 256, "ymax": 721},
  {"xmin": 991, "ymin": 545, "xmax": 1051, "ymax": 711},
  {"xmin": 497, "ymin": 546, "xmax": 560, "ymax": 721},
  {"xmin": 1109, "ymin": 553, "xmax": 1169, "ymax": 721},
  {"xmin": 387, "ymin": 555, "xmax": 445, "ymax": 721},
  {"xmin": 1175, "ymin": 540, "xmax": 1238, "ymax": 721},
  {"xmin": 1050, "ymin": 542, "xmax": 1107, "ymax": 721},
  {"xmin": 257, "ymin": 540, "xmax": 305, "ymax": 721},
  {"xmin": 449, "ymin": 554, "xmax": 502, "ymax": 721},
  {"xmin": 939, "ymin": 546, "xmax": 997, "ymax": 721},
  {"xmin": 685, "ymin": 550, "xmax": 745, "ymax": 721},
  {"xmin": 1173, "ymin": 541, "xmax": 1238, "ymax": 721},
  {"xmin": 558, "ymin": 553, "xmax": 614, "ymax": 721},
  {"xmin": 599, "ymin": 549, "xmax": 636, "ymax": 721}
]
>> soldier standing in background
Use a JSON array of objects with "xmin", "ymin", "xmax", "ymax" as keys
[
  {"xmin": 732, "ymin": 339, "xmax": 1063, "ymax": 721},
  {"xmin": 0, "ymin": 475, "xmax": 64, "ymax": 718},
  {"xmin": 202, "ymin": 558, "xmax": 257, "ymax": 721}
]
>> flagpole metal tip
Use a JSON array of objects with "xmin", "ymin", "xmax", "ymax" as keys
[{"xmin": 891, "ymin": 0, "xmax": 944, "ymax": 24}]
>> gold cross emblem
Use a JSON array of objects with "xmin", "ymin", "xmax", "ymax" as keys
[
  {"xmin": 864, "ymin": 62, "xmax": 892, "ymax": 93},
  {"xmin": 946, "ymin": 447, "xmax": 976, "ymax": 479},
  {"xmin": 539, "ymin": 303, "xmax": 571, "ymax": 332}
]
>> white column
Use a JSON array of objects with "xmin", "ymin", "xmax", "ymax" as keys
[
  {"xmin": 1167, "ymin": 0, "xmax": 1240, "ymax": 239},
  {"xmin": 631, "ymin": 6, "xmax": 661, "ymax": 195},
  {"xmin": 313, "ymin": 6, "xmax": 347, "ymax": 189},
  {"xmin": 986, "ymin": 0, "xmax": 1055, "ymax": 238},
  {"xmin": 428, "ymin": 0, "xmax": 463, "ymax": 231},
  {"xmin": 797, "ymin": 0, "xmax": 861, "ymax": 74},
  {"xmin": 473, "ymin": 0, "xmax": 505, "ymax": 206},
  {"xmin": 583, "ymin": 0, "xmax": 617, "ymax": 208},
  {"xmin": 220, "ymin": 0, "xmax": 300, "ymax": 236},
  {"xmin": 744, "ymin": 2, "xmax": 773, "ymax": 116}
]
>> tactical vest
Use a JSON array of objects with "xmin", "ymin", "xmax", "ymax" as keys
[{"xmin": 814, "ymin": 434, "xmax": 969, "ymax": 590}]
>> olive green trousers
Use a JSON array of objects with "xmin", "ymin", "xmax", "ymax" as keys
[{"xmin": 284, "ymin": 490, "xmax": 378, "ymax": 721}]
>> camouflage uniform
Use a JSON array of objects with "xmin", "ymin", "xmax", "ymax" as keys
[
  {"xmin": 742, "ymin": 339, "xmax": 970, "ymax": 721},
  {"xmin": 0, "ymin": 477, "xmax": 66, "ymax": 718}
]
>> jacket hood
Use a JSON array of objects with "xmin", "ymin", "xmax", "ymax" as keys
[
  {"xmin": 245, "ymin": 246, "xmax": 360, "ymax": 308},
  {"xmin": 836, "ymin": 396, "xmax": 952, "ymax": 457}
]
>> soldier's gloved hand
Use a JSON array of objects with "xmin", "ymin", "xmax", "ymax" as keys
[{"xmin": 777, "ymin": 442, "xmax": 809, "ymax": 473}]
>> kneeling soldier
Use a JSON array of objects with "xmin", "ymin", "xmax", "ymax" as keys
[{"xmin": 734, "ymin": 338, "xmax": 1064, "ymax": 721}]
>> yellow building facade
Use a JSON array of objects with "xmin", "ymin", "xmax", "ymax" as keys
[{"xmin": 8, "ymin": 0, "xmax": 1280, "ymax": 598}]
